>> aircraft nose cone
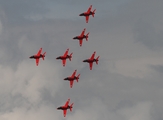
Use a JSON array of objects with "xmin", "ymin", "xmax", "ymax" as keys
[
  {"xmin": 73, "ymin": 37, "xmax": 76, "ymax": 39},
  {"xmin": 29, "ymin": 56, "xmax": 32, "ymax": 59},
  {"xmin": 79, "ymin": 13, "xmax": 82, "ymax": 16},
  {"xmin": 64, "ymin": 78, "xmax": 66, "ymax": 80},
  {"xmin": 56, "ymin": 57, "xmax": 59, "ymax": 59}
]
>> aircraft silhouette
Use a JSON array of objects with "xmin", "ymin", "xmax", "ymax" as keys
[
  {"xmin": 64, "ymin": 70, "xmax": 80, "ymax": 88},
  {"xmin": 73, "ymin": 28, "xmax": 89, "ymax": 46},
  {"xmin": 83, "ymin": 51, "xmax": 99, "ymax": 70},
  {"xmin": 56, "ymin": 48, "xmax": 73, "ymax": 67},
  {"xmin": 29, "ymin": 48, "xmax": 46, "ymax": 66},
  {"xmin": 79, "ymin": 5, "xmax": 96, "ymax": 23},
  {"xmin": 57, "ymin": 99, "xmax": 74, "ymax": 117}
]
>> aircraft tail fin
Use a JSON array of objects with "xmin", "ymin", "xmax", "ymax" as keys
[
  {"xmin": 96, "ymin": 56, "xmax": 99, "ymax": 64},
  {"xmin": 86, "ymin": 32, "xmax": 89, "ymax": 41},
  {"xmin": 76, "ymin": 74, "xmax": 80, "ymax": 82},
  {"xmin": 70, "ymin": 103, "xmax": 74, "ymax": 112},
  {"xmin": 69, "ymin": 53, "xmax": 73, "ymax": 61},
  {"xmin": 42, "ymin": 52, "xmax": 46, "ymax": 60},
  {"xmin": 92, "ymin": 9, "xmax": 96, "ymax": 17}
]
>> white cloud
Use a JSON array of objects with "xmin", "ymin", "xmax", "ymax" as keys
[
  {"xmin": 111, "ymin": 57, "xmax": 163, "ymax": 78},
  {"xmin": 118, "ymin": 102, "xmax": 152, "ymax": 120}
]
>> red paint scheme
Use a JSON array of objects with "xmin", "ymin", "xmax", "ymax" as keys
[
  {"xmin": 57, "ymin": 99, "xmax": 74, "ymax": 117},
  {"xmin": 73, "ymin": 28, "xmax": 89, "ymax": 46},
  {"xmin": 83, "ymin": 51, "xmax": 99, "ymax": 70},
  {"xmin": 56, "ymin": 48, "xmax": 73, "ymax": 67},
  {"xmin": 64, "ymin": 70, "xmax": 80, "ymax": 88},
  {"xmin": 79, "ymin": 5, "xmax": 96, "ymax": 23},
  {"xmin": 29, "ymin": 48, "xmax": 46, "ymax": 66}
]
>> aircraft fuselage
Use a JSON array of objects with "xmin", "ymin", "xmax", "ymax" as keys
[
  {"xmin": 64, "ymin": 77, "xmax": 75, "ymax": 81},
  {"xmin": 56, "ymin": 55, "xmax": 71, "ymax": 60},
  {"xmin": 29, "ymin": 54, "xmax": 44, "ymax": 59},
  {"xmin": 57, "ymin": 106, "xmax": 71, "ymax": 110},
  {"xmin": 83, "ymin": 59, "xmax": 97, "ymax": 63},
  {"xmin": 79, "ymin": 12, "xmax": 94, "ymax": 16},
  {"xmin": 73, "ymin": 35, "xmax": 86, "ymax": 40}
]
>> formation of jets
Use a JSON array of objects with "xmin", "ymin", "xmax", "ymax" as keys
[{"xmin": 29, "ymin": 5, "xmax": 97, "ymax": 117}]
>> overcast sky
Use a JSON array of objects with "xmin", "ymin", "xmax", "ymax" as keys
[{"xmin": 0, "ymin": 0, "xmax": 163, "ymax": 120}]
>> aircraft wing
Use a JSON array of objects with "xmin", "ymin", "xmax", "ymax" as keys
[
  {"xmin": 87, "ymin": 5, "xmax": 92, "ymax": 13},
  {"xmin": 89, "ymin": 62, "xmax": 93, "ymax": 70},
  {"xmin": 64, "ymin": 99, "xmax": 70, "ymax": 107},
  {"xmin": 36, "ymin": 58, "xmax": 39, "ymax": 66},
  {"xmin": 71, "ymin": 70, "xmax": 77, "ymax": 78},
  {"xmin": 62, "ymin": 59, "xmax": 66, "ymax": 67},
  {"xmin": 64, "ymin": 49, "xmax": 69, "ymax": 57},
  {"xmin": 85, "ymin": 16, "xmax": 89, "ymax": 23},
  {"xmin": 80, "ymin": 28, "xmax": 86, "ymax": 36},
  {"xmin": 63, "ymin": 110, "xmax": 67, "ymax": 117},
  {"xmin": 79, "ymin": 39, "xmax": 83, "ymax": 46},
  {"xmin": 37, "ymin": 48, "xmax": 42, "ymax": 56},
  {"xmin": 90, "ymin": 51, "xmax": 96, "ymax": 60},
  {"xmin": 70, "ymin": 80, "xmax": 74, "ymax": 88}
]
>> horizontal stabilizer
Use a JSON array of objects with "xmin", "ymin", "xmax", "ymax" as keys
[
  {"xmin": 92, "ymin": 9, "xmax": 96, "ymax": 17},
  {"xmin": 42, "ymin": 52, "xmax": 46, "ymax": 60},
  {"xmin": 96, "ymin": 56, "xmax": 99, "ymax": 64},
  {"xmin": 69, "ymin": 53, "xmax": 73, "ymax": 61},
  {"xmin": 70, "ymin": 103, "xmax": 74, "ymax": 112}
]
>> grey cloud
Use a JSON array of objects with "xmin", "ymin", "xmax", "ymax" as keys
[
  {"xmin": 0, "ymin": 0, "xmax": 49, "ymax": 24},
  {"xmin": 150, "ymin": 65, "xmax": 163, "ymax": 75},
  {"xmin": 116, "ymin": 0, "xmax": 163, "ymax": 50},
  {"xmin": 133, "ymin": 20, "xmax": 163, "ymax": 50}
]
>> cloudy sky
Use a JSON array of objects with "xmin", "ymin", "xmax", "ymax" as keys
[{"xmin": 0, "ymin": 0, "xmax": 163, "ymax": 120}]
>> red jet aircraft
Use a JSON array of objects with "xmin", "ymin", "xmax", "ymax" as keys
[
  {"xmin": 57, "ymin": 98, "xmax": 74, "ymax": 117},
  {"xmin": 56, "ymin": 48, "xmax": 73, "ymax": 67},
  {"xmin": 73, "ymin": 28, "xmax": 89, "ymax": 46},
  {"xmin": 79, "ymin": 5, "xmax": 96, "ymax": 23},
  {"xmin": 64, "ymin": 70, "xmax": 80, "ymax": 88},
  {"xmin": 29, "ymin": 48, "xmax": 46, "ymax": 66},
  {"xmin": 83, "ymin": 51, "xmax": 99, "ymax": 70}
]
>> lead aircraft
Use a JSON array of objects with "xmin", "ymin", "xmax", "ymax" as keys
[
  {"xmin": 57, "ymin": 99, "xmax": 74, "ymax": 117},
  {"xmin": 79, "ymin": 5, "xmax": 96, "ymax": 23},
  {"xmin": 64, "ymin": 70, "xmax": 80, "ymax": 88},
  {"xmin": 29, "ymin": 48, "xmax": 46, "ymax": 66},
  {"xmin": 83, "ymin": 51, "xmax": 99, "ymax": 70},
  {"xmin": 73, "ymin": 28, "xmax": 89, "ymax": 46},
  {"xmin": 56, "ymin": 48, "xmax": 73, "ymax": 67}
]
